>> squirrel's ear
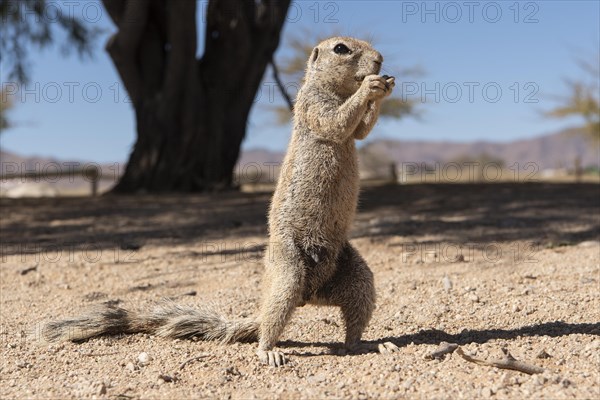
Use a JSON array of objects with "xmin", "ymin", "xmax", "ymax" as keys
[{"xmin": 308, "ymin": 47, "xmax": 319, "ymax": 68}]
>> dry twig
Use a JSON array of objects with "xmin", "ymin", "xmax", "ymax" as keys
[
  {"xmin": 19, "ymin": 266, "xmax": 37, "ymax": 275},
  {"xmin": 80, "ymin": 351, "xmax": 118, "ymax": 357},
  {"xmin": 425, "ymin": 341, "xmax": 459, "ymax": 360},
  {"xmin": 456, "ymin": 347, "xmax": 544, "ymax": 375},
  {"xmin": 179, "ymin": 354, "xmax": 210, "ymax": 370}
]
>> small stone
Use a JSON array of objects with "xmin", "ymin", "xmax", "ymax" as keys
[
  {"xmin": 402, "ymin": 378, "xmax": 415, "ymax": 389},
  {"xmin": 125, "ymin": 362, "xmax": 137, "ymax": 372},
  {"xmin": 577, "ymin": 240, "xmax": 599, "ymax": 248},
  {"xmin": 96, "ymin": 382, "xmax": 107, "ymax": 395},
  {"xmin": 533, "ymin": 375, "xmax": 548, "ymax": 385},
  {"xmin": 536, "ymin": 349, "xmax": 552, "ymax": 359},
  {"xmin": 307, "ymin": 373, "xmax": 327, "ymax": 384},
  {"xmin": 468, "ymin": 293, "xmax": 480, "ymax": 303},
  {"xmin": 158, "ymin": 374, "xmax": 174, "ymax": 383},
  {"xmin": 442, "ymin": 276, "xmax": 453, "ymax": 292},
  {"xmin": 560, "ymin": 378, "xmax": 572, "ymax": 388},
  {"xmin": 481, "ymin": 387, "xmax": 492, "ymax": 397},
  {"xmin": 137, "ymin": 352, "xmax": 152, "ymax": 366}
]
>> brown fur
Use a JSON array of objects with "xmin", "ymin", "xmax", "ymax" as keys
[{"xmin": 39, "ymin": 37, "xmax": 397, "ymax": 367}]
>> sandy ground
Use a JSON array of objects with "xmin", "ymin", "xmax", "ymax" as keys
[{"xmin": 1, "ymin": 183, "xmax": 599, "ymax": 399}]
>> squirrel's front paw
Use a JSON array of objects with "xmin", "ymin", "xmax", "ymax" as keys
[
  {"xmin": 363, "ymin": 74, "xmax": 395, "ymax": 100},
  {"xmin": 257, "ymin": 349, "xmax": 288, "ymax": 367}
]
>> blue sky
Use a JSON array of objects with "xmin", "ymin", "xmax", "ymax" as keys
[{"xmin": 1, "ymin": 0, "xmax": 599, "ymax": 162}]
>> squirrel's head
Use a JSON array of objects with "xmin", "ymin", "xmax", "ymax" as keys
[{"xmin": 305, "ymin": 36, "xmax": 384, "ymax": 97}]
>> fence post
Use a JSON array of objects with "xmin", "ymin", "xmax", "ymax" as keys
[{"xmin": 91, "ymin": 177, "xmax": 98, "ymax": 196}]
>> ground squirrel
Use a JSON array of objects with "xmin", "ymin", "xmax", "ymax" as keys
[{"xmin": 40, "ymin": 37, "xmax": 399, "ymax": 367}]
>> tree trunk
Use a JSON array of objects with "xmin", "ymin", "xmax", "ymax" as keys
[{"xmin": 102, "ymin": 0, "xmax": 290, "ymax": 193}]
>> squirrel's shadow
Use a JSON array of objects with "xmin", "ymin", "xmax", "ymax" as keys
[{"xmin": 280, "ymin": 321, "xmax": 600, "ymax": 357}]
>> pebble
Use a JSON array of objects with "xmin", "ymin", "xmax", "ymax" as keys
[
  {"xmin": 158, "ymin": 374, "xmax": 174, "ymax": 383},
  {"xmin": 577, "ymin": 240, "xmax": 600, "ymax": 248},
  {"xmin": 125, "ymin": 362, "xmax": 137, "ymax": 372},
  {"xmin": 310, "ymin": 373, "xmax": 327, "ymax": 384},
  {"xmin": 533, "ymin": 375, "xmax": 548, "ymax": 385},
  {"xmin": 138, "ymin": 352, "xmax": 152, "ymax": 366},
  {"xmin": 536, "ymin": 349, "xmax": 552, "ymax": 359},
  {"xmin": 468, "ymin": 293, "xmax": 480, "ymax": 303},
  {"xmin": 561, "ymin": 378, "xmax": 572, "ymax": 388},
  {"xmin": 442, "ymin": 276, "xmax": 453, "ymax": 292},
  {"xmin": 73, "ymin": 379, "xmax": 107, "ymax": 397}
]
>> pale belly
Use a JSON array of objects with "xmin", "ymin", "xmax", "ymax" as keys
[{"xmin": 269, "ymin": 137, "xmax": 359, "ymax": 248}]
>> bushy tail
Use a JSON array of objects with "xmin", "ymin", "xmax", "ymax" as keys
[{"xmin": 38, "ymin": 302, "xmax": 259, "ymax": 344}]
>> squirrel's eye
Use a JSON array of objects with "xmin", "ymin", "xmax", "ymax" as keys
[{"xmin": 333, "ymin": 44, "xmax": 351, "ymax": 55}]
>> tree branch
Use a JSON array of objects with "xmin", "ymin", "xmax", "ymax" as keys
[{"xmin": 270, "ymin": 58, "xmax": 294, "ymax": 111}]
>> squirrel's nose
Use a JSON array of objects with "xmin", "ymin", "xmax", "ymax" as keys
[{"xmin": 374, "ymin": 53, "xmax": 383, "ymax": 65}]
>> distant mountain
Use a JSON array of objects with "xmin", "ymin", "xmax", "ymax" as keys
[
  {"xmin": 366, "ymin": 128, "xmax": 598, "ymax": 170},
  {"xmin": 239, "ymin": 128, "xmax": 599, "ymax": 170},
  {"xmin": 0, "ymin": 151, "xmax": 119, "ymax": 196},
  {"xmin": 0, "ymin": 150, "xmax": 57, "ymax": 167}
]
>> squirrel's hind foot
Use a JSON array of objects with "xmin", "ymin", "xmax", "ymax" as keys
[{"xmin": 257, "ymin": 349, "xmax": 288, "ymax": 367}]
